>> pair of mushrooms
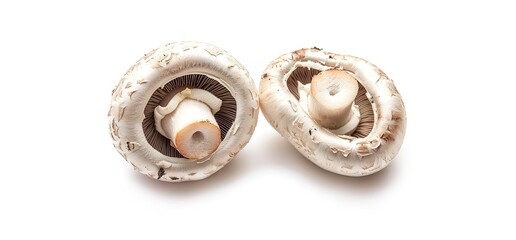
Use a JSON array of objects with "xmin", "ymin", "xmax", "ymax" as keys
[{"xmin": 108, "ymin": 41, "xmax": 406, "ymax": 182}]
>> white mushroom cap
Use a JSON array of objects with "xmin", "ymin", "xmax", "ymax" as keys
[
  {"xmin": 108, "ymin": 41, "xmax": 259, "ymax": 182},
  {"xmin": 259, "ymin": 48, "xmax": 406, "ymax": 176}
]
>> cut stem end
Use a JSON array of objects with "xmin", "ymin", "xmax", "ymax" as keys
[{"xmin": 173, "ymin": 120, "xmax": 221, "ymax": 160}]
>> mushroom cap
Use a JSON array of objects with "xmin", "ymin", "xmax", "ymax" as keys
[
  {"xmin": 259, "ymin": 48, "xmax": 406, "ymax": 176},
  {"xmin": 108, "ymin": 41, "xmax": 259, "ymax": 182}
]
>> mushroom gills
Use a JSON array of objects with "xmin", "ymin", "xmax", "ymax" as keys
[{"xmin": 154, "ymin": 88, "xmax": 222, "ymax": 160}]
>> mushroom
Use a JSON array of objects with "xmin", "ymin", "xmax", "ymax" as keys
[
  {"xmin": 259, "ymin": 48, "xmax": 406, "ymax": 176},
  {"xmin": 108, "ymin": 41, "xmax": 259, "ymax": 182}
]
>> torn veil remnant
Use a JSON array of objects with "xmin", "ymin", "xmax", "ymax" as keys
[
  {"xmin": 259, "ymin": 48, "xmax": 406, "ymax": 176},
  {"xmin": 109, "ymin": 41, "xmax": 259, "ymax": 182}
]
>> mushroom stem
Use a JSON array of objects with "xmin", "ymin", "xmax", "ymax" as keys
[
  {"xmin": 154, "ymin": 88, "xmax": 222, "ymax": 160},
  {"xmin": 163, "ymin": 99, "xmax": 221, "ymax": 160},
  {"xmin": 307, "ymin": 70, "xmax": 360, "ymax": 131}
]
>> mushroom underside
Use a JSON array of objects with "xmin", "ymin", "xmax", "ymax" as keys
[
  {"xmin": 286, "ymin": 67, "xmax": 374, "ymax": 138},
  {"xmin": 142, "ymin": 74, "xmax": 237, "ymax": 158}
]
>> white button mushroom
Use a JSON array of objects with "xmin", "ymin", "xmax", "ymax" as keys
[
  {"xmin": 108, "ymin": 41, "xmax": 259, "ymax": 182},
  {"xmin": 260, "ymin": 48, "xmax": 406, "ymax": 176}
]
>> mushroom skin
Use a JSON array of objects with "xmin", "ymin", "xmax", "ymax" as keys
[
  {"xmin": 259, "ymin": 48, "xmax": 406, "ymax": 176},
  {"xmin": 108, "ymin": 41, "xmax": 259, "ymax": 182}
]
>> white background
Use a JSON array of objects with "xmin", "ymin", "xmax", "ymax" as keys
[{"xmin": 1, "ymin": 0, "xmax": 515, "ymax": 239}]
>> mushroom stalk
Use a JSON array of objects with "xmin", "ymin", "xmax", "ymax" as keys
[
  {"xmin": 163, "ymin": 99, "xmax": 220, "ymax": 159},
  {"xmin": 154, "ymin": 88, "xmax": 223, "ymax": 160},
  {"xmin": 300, "ymin": 70, "xmax": 361, "ymax": 134}
]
